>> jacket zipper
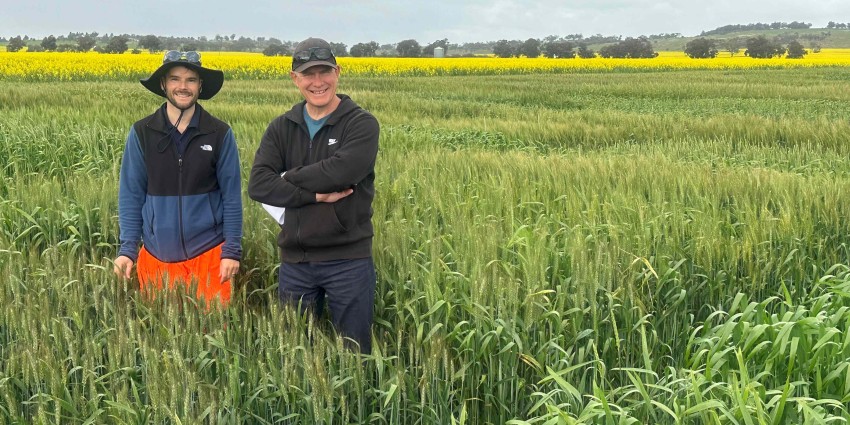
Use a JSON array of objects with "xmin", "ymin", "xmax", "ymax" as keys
[
  {"xmin": 178, "ymin": 156, "xmax": 189, "ymax": 258},
  {"xmin": 296, "ymin": 131, "xmax": 318, "ymax": 261}
]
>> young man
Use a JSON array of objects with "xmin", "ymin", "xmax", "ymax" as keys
[
  {"xmin": 248, "ymin": 37, "xmax": 380, "ymax": 353},
  {"xmin": 114, "ymin": 51, "xmax": 243, "ymax": 306}
]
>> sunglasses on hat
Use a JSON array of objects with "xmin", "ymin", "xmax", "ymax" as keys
[
  {"xmin": 163, "ymin": 50, "xmax": 202, "ymax": 65},
  {"xmin": 292, "ymin": 47, "xmax": 335, "ymax": 63}
]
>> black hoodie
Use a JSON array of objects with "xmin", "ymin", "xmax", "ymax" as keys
[{"xmin": 248, "ymin": 95, "xmax": 379, "ymax": 263}]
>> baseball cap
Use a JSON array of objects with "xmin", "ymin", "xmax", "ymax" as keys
[{"xmin": 291, "ymin": 37, "xmax": 338, "ymax": 73}]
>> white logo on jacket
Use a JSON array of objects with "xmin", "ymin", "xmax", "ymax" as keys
[
  {"xmin": 200, "ymin": 144, "xmax": 213, "ymax": 151},
  {"xmin": 328, "ymin": 139, "xmax": 338, "ymax": 145}
]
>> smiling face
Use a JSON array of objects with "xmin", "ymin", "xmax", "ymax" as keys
[
  {"xmin": 161, "ymin": 65, "xmax": 201, "ymax": 111},
  {"xmin": 290, "ymin": 65, "xmax": 341, "ymax": 118}
]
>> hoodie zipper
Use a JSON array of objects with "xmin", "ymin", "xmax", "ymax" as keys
[{"xmin": 295, "ymin": 127, "xmax": 320, "ymax": 262}]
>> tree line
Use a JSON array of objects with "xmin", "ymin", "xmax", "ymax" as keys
[
  {"xmin": 700, "ymin": 21, "xmax": 813, "ymax": 36},
  {"xmin": 0, "ymin": 30, "xmax": 683, "ymax": 58},
  {"xmin": 0, "ymin": 24, "xmax": 839, "ymax": 59},
  {"xmin": 684, "ymin": 36, "xmax": 810, "ymax": 59}
]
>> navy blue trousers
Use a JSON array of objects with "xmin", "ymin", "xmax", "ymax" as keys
[{"xmin": 279, "ymin": 257, "xmax": 376, "ymax": 353}]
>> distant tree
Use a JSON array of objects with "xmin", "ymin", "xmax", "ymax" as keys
[
  {"xmin": 138, "ymin": 35, "xmax": 162, "ymax": 53},
  {"xmin": 262, "ymin": 43, "xmax": 290, "ymax": 56},
  {"xmin": 329, "ymin": 42, "xmax": 348, "ymax": 57},
  {"xmin": 584, "ymin": 34, "xmax": 622, "ymax": 44},
  {"xmin": 684, "ymin": 37, "xmax": 718, "ymax": 58},
  {"xmin": 648, "ymin": 32, "xmax": 682, "ymax": 39},
  {"xmin": 102, "ymin": 36, "xmax": 129, "ymax": 54},
  {"xmin": 56, "ymin": 44, "xmax": 76, "ymax": 52},
  {"xmin": 232, "ymin": 36, "xmax": 256, "ymax": 52},
  {"xmin": 423, "ymin": 38, "xmax": 449, "ymax": 56},
  {"xmin": 378, "ymin": 43, "xmax": 395, "ymax": 55},
  {"xmin": 576, "ymin": 44, "xmax": 595, "ymax": 58},
  {"xmin": 7, "ymin": 36, "xmax": 25, "ymax": 52},
  {"xmin": 785, "ymin": 40, "xmax": 807, "ymax": 59},
  {"xmin": 599, "ymin": 36, "xmax": 657, "ymax": 58},
  {"xmin": 744, "ymin": 35, "xmax": 785, "ymax": 58},
  {"xmin": 40, "ymin": 35, "xmax": 57, "ymax": 51},
  {"xmin": 396, "ymin": 39, "xmax": 421, "ymax": 57},
  {"xmin": 157, "ymin": 38, "xmax": 175, "ymax": 50},
  {"xmin": 27, "ymin": 44, "xmax": 45, "ymax": 52},
  {"xmin": 517, "ymin": 38, "xmax": 540, "ymax": 57},
  {"xmin": 542, "ymin": 40, "xmax": 575, "ymax": 58},
  {"xmin": 182, "ymin": 43, "xmax": 198, "ymax": 52},
  {"xmin": 456, "ymin": 41, "xmax": 490, "ymax": 53},
  {"xmin": 493, "ymin": 39, "xmax": 514, "ymax": 58},
  {"xmin": 722, "ymin": 37, "xmax": 743, "ymax": 57},
  {"xmin": 597, "ymin": 44, "xmax": 618, "ymax": 58},
  {"xmin": 542, "ymin": 34, "xmax": 560, "ymax": 44},
  {"xmin": 76, "ymin": 35, "xmax": 96, "ymax": 52},
  {"xmin": 350, "ymin": 41, "xmax": 379, "ymax": 57}
]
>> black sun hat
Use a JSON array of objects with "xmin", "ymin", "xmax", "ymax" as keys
[{"xmin": 140, "ymin": 51, "xmax": 224, "ymax": 100}]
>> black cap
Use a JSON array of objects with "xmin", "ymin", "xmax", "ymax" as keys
[{"xmin": 292, "ymin": 37, "xmax": 338, "ymax": 73}]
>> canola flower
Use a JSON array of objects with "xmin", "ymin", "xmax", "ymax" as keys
[{"xmin": 2, "ymin": 50, "xmax": 850, "ymax": 81}]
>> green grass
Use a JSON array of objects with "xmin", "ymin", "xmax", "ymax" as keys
[{"xmin": 1, "ymin": 68, "xmax": 850, "ymax": 423}]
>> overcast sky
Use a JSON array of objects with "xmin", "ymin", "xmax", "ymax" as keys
[{"xmin": 3, "ymin": 0, "xmax": 849, "ymax": 46}]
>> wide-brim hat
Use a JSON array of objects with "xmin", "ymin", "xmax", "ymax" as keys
[{"xmin": 140, "ymin": 60, "xmax": 224, "ymax": 100}]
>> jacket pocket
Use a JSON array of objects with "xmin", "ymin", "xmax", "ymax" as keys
[
  {"xmin": 207, "ymin": 192, "xmax": 223, "ymax": 227},
  {"xmin": 293, "ymin": 203, "xmax": 346, "ymax": 249},
  {"xmin": 142, "ymin": 199, "xmax": 155, "ymax": 236},
  {"xmin": 183, "ymin": 193, "xmax": 218, "ymax": 243}
]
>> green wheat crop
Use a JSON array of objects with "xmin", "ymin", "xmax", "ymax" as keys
[{"xmin": 0, "ymin": 67, "xmax": 849, "ymax": 423}]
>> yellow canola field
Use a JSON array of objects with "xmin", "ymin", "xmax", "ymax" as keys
[{"xmin": 2, "ymin": 50, "xmax": 850, "ymax": 81}]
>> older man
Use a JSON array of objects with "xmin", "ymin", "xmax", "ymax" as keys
[{"xmin": 248, "ymin": 37, "xmax": 380, "ymax": 352}]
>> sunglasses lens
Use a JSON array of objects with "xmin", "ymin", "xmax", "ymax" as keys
[
  {"xmin": 185, "ymin": 51, "xmax": 201, "ymax": 64},
  {"xmin": 294, "ymin": 51, "xmax": 312, "ymax": 61},
  {"xmin": 313, "ymin": 48, "xmax": 332, "ymax": 60}
]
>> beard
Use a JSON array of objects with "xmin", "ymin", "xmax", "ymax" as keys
[{"xmin": 165, "ymin": 89, "xmax": 198, "ymax": 111}]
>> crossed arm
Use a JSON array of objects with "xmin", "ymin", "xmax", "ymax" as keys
[{"xmin": 248, "ymin": 114, "xmax": 378, "ymax": 207}]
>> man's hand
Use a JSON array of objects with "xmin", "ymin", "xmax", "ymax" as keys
[
  {"xmin": 316, "ymin": 188, "xmax": 353, "ymax": 203},
  {"xmin": 113, "ymin": 256, "xmax": 134, "ymax": 279},
  {"xmin": 220, "ymin": 259, "xmax": 240, "ymax": 283}
]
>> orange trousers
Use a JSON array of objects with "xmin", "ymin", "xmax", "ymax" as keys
[{"xmin": 137, "ymin": 243, "xmax": 231, "ymax": 306}]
